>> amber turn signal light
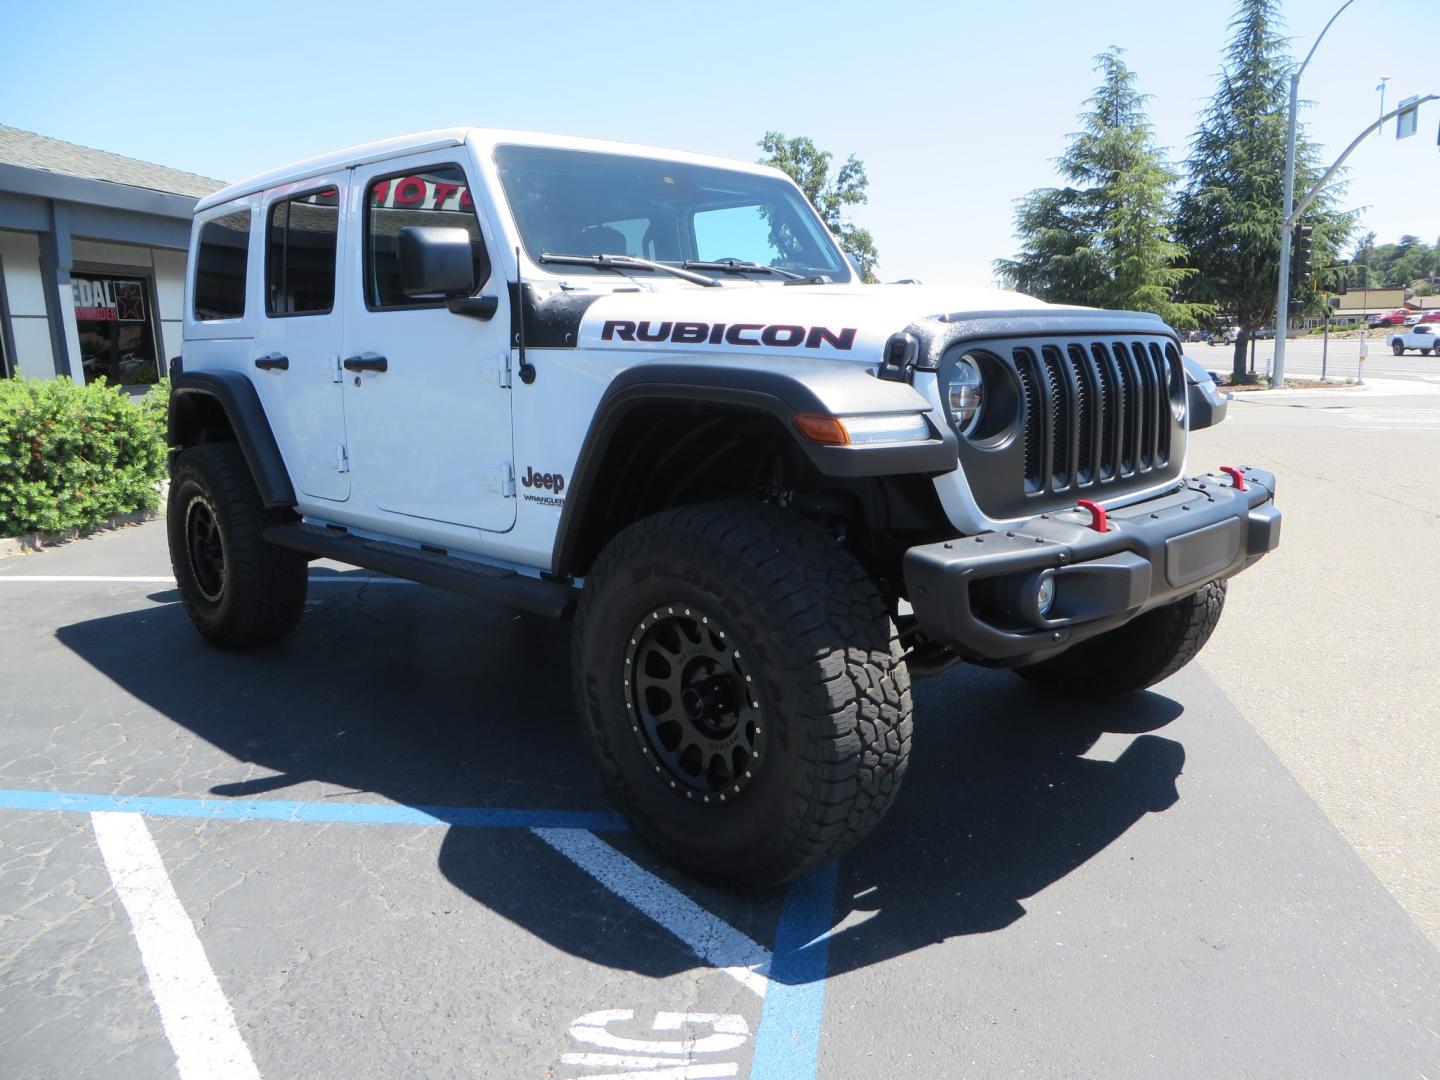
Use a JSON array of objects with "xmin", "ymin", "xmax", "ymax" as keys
[{"xmin": 792, "ymin": 413, "xmax": 850, "ymax": 446}]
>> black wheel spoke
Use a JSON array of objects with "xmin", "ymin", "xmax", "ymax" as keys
[
  {"xmin": 625, "ymin": 603, "xmax": 764, "ymax": 801},
  {"xmin": 184, "ymin": 498, "xmax": 226, "ymax": 603}
]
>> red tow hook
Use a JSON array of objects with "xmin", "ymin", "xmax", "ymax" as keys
[
  {"xmin": 1219, "ymin": 465, "xmax": 1248, "ymax": 492},
  {"xmin": 1075, "ymin": 498, "xmax": 1108, "ymax": 533}
]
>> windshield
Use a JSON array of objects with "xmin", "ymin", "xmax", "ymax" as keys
[{"xmin": 493, "ymin": 144, "xmax": 849, "ymax": 281}]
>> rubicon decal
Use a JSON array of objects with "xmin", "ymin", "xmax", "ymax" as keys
[{"xmin": 601, "ymin": 320, "xmax": 857, "ymax": 351}]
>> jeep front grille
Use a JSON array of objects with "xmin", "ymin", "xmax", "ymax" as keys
[{"xmin": 1011, "ymin": 339, "xmax": 1180, "ymax": 495}]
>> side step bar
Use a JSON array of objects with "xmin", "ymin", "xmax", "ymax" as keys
[{"xmin": 262, "ymin": 523, "xmax": 576, "ymax": 619}]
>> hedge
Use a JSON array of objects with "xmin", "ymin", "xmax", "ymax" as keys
[{"xmin": 0, "ymin": 377, "xmax": 169, "ymax": 537}]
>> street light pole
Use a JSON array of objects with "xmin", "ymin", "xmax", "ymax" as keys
[{"xmin": 1272, "ymin": 0, "xmax": 1358, "ymax": 391}]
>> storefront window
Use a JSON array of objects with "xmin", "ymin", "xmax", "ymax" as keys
[{"xmin": 72, "ymin": 274, "xmax": 160, "ymax": 385}]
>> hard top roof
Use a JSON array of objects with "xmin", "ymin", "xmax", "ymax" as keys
[{"xmin": 194, "ymin": 128, "xmax": 787, "ymax": 214}]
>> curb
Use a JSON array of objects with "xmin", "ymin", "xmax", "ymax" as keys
[
  {"xmin": 1227, "ymin": 376, "xmax": 1439, "ymax": 401},
  {"xmin": 0, "ymin": 487, "xmax": 167, "ymax": 560}
]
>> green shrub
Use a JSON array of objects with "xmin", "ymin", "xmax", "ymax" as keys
[{"xmin": 0, "ymin": 377, "xmax": 169, "ymax": 536}]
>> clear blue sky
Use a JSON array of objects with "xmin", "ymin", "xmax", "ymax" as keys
[{"xmin": 3, "ymin": 0, "xmax": 1434, "ymax": 285}]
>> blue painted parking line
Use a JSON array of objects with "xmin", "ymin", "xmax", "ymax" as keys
[
  {"xmin": 751, "ymin": 861, "xmax": 839, "ymax": 1080},
  {"xmin": 0, "ymin": 789, "xmax": 626, "ymax": 831},
  {"xmin": 1, "ymin": 786, "xmax": 834, "ymax": 1077}
]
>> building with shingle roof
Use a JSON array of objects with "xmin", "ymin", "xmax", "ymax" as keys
[{"xmin": 0, "ymin": 124, "xmax": 224, "ymax": 383}]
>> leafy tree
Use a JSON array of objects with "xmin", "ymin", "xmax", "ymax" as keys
[
  {"xmin": 1173, "ymin": 0, "xmax": 1355, "ymax": 380},
  {"xmin": 758, "ymin": 132, "xmax": 879, "ymax": 281},
  {"xmin": 1350, "ymin": 231, "xmax": 1438, "ymax": 288},
  {"xmin": 996, "ymin": 49, "xmax": 1207, "ymax": 327}
]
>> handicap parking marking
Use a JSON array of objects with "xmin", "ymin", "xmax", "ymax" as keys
[
  {"xmin": 1, "ymin": 788, "xmax": 839, "ymax": 1080},
  {"xmin": 563, "ymin": 1010, "xmax": 750, "ymax": 1078}
]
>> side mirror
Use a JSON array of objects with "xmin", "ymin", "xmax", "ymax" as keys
[
  {"xmin": 844, "ymin": 252, "xmax": 864, "ymax": 279},
  {"xmin": 399, "ymin": 226, "xmax": 476, "ymax": 298}
]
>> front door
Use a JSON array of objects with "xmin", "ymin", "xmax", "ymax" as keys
[
  {"xmin": 340, "ymin": 155, "xmax": 515, "ymax": 532},
  {"xmin": 253, "ymin": 175, "xmax": 350, "ymax": 502}
]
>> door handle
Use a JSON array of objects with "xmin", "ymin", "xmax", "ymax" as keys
[
  {"xmin": 343, "ymin": 354, "xmax": 388, "ymax": 373},
  {"xmin": 254, "ymin": 353, "xmax": 289, "ymax": 371}
]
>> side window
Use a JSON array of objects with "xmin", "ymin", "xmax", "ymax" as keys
[
  {"xmin": 193, "ymin": 210, "xmax": 251, "ymax": 321},
  {"xmin": 364, "ymin": 165, "xmax": 489, "ymax": 310},
  {"xmin": 267, "ymin": 188, "xmax": 339, "ymax": 315}
]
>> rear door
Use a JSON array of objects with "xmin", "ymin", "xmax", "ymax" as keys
[
  {"xmin": 253, "ymin": 174, "xmax": 350, "ymax": 502},
  {"xmin": 339, "ymin": 155, "xmax": 515, "ymax": 532}
]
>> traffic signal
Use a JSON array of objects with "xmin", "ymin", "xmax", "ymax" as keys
[{"xmin": 1291, "ymin": 226, "xmax": 1314, "ymax": 290}]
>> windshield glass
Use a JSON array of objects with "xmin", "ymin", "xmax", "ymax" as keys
[{"xmin": 494, "ymin": 144, "xmax": 848, "ymax": 280}]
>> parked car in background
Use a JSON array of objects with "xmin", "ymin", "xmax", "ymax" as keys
[
  {"xmin": 1253, "ymin": 327, "xmax": 1276, "ymax": 340},
  {"xmin": 1419, "ymin": 311, "xmax": 1440, "ymax": 325},
  {"xmin": 1389, "ymin": 324, "xmax": 1439, "ymax": 355},
  {"xmin": 1369, "ymin": 309, "xmax": 1411, "ymax": 328}
]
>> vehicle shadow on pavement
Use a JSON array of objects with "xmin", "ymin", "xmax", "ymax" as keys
[
  {"xmin": 55, "ymin": 579, "xmax": 1184, "ymax": 986},
  {"xmin": 820, "ymin": 668, "xmax": 1184, "ymax": 977}
]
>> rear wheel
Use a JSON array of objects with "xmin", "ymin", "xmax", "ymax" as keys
[
  {"xmin": 167, "ymin": 443, "xmax": 307, "ymax": 648},
  {"xmin": 1014, "ymin": 580, "xmax": 1227, "ymax": 700},
  {"xmin": 573, "ymin": 502, "xmax": 912, "ymax": 889},
  {"xmin": 1393, "ymin": 341, "xmax": 1406, "ymax": 355}
]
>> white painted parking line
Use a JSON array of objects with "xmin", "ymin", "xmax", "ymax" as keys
[
  {"xmin": 533, "ymin": 828, "xmax": 772, "ymax": 999},
  {"xmin": 0, "ymin": 574, "xmax": 413, "ymax": 584},
  {"xmin": 90, "ymin": 812, "xmax": 261, "ymax": 1080}
]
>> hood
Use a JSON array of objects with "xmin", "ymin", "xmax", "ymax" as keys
[{"xmin": 571, "ymin": 282, "xmax": 1074, "ymax": 363}]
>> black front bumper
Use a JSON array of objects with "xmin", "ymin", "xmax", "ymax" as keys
[{"xmin": 903, "ymin": 468, "xmax": 1280, "ymax": 667}]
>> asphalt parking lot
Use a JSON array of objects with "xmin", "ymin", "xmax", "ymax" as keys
[{"xmin": 4, "ymin": 485, "xmax": 1440, "ymax": 1078}]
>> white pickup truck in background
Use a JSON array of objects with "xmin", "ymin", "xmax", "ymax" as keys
[{"xmin": 1388, "ymin": 324, "xmax": 1439, "ymax": 355}]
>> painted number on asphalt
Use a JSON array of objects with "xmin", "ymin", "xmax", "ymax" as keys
[{"xmin": 562, "ymin": 1009, "xmax": 750, "ymax": 1078}]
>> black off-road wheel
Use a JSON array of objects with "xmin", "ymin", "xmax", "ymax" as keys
[
  {"xmin": 1392, "ymin": 340, "xmax": 1405, "ymax": 355},
  {"xmin": 1014, "ymin": 580, "xmax": 1227, "ymax": 700},
  {"xmin": 573, "ymin": 502, "xmax": 912, "ymax": 890},
  {"xmin": 167, "ymin": 443, "xmax": 307, "ymax": 648}
]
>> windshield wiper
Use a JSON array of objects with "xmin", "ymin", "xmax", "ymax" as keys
[
  {"xmin": 681, "ymin": 258, "xmax": 807, "ymax": 280},
  {"xmin": 539, "ymin": 252, "xmax": 720, "ymax": 287}
]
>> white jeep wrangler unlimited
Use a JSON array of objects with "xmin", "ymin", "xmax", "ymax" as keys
[{"xmin": 169, "ymin": 128, "xmax": 1279, "ymax": 888}]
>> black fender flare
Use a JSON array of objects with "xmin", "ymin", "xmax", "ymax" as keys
[
  {"xmin": 549, "ymin": 360, "xmax": 956, "ymax": 578},
  {"xmin": 169, "ymin": 370, "xmax": 296, "ymax": 509}
]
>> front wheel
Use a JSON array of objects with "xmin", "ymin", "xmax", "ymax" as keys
[
  {"xmin": 1014, "ymin": 580, "xmax": 1227, "ymax": 700},
  {"xmin": 572, "ymin": 502, "xmax": 912, "ymax": 890}
]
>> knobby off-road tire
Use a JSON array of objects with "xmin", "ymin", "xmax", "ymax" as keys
[
  {"xmin": 168, "ymin": 443, "xmax": 307, "ymax": 648},
  {"xmin": 1392, "ymin": 341, "xmax": 1405, "ymax": 355},
  {"xmin": 573, "ymin": 502, "xmax": 912, "ymax": 890},
  {"xmin": 1014, "ymin": 579, "xmax": 1227, "ymax": 700}
]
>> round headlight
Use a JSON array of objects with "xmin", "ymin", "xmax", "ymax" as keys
[{"xmin": 947, "ymin": 356, "xmax": 985, "ymax": 436}]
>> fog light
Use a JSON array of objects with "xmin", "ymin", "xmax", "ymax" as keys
[{"xmin": 1036, "ymin": 575, "xmax": 1056, "ymax": 616}]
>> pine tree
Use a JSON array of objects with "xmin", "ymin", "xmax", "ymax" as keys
[
  {"xmin": 1173, "ymin": 0, "xmax": 1354, "ymax": 380},
  {"xmin": 996, "ymin": 49, "xmax": 1206, "ymax": 327}
]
